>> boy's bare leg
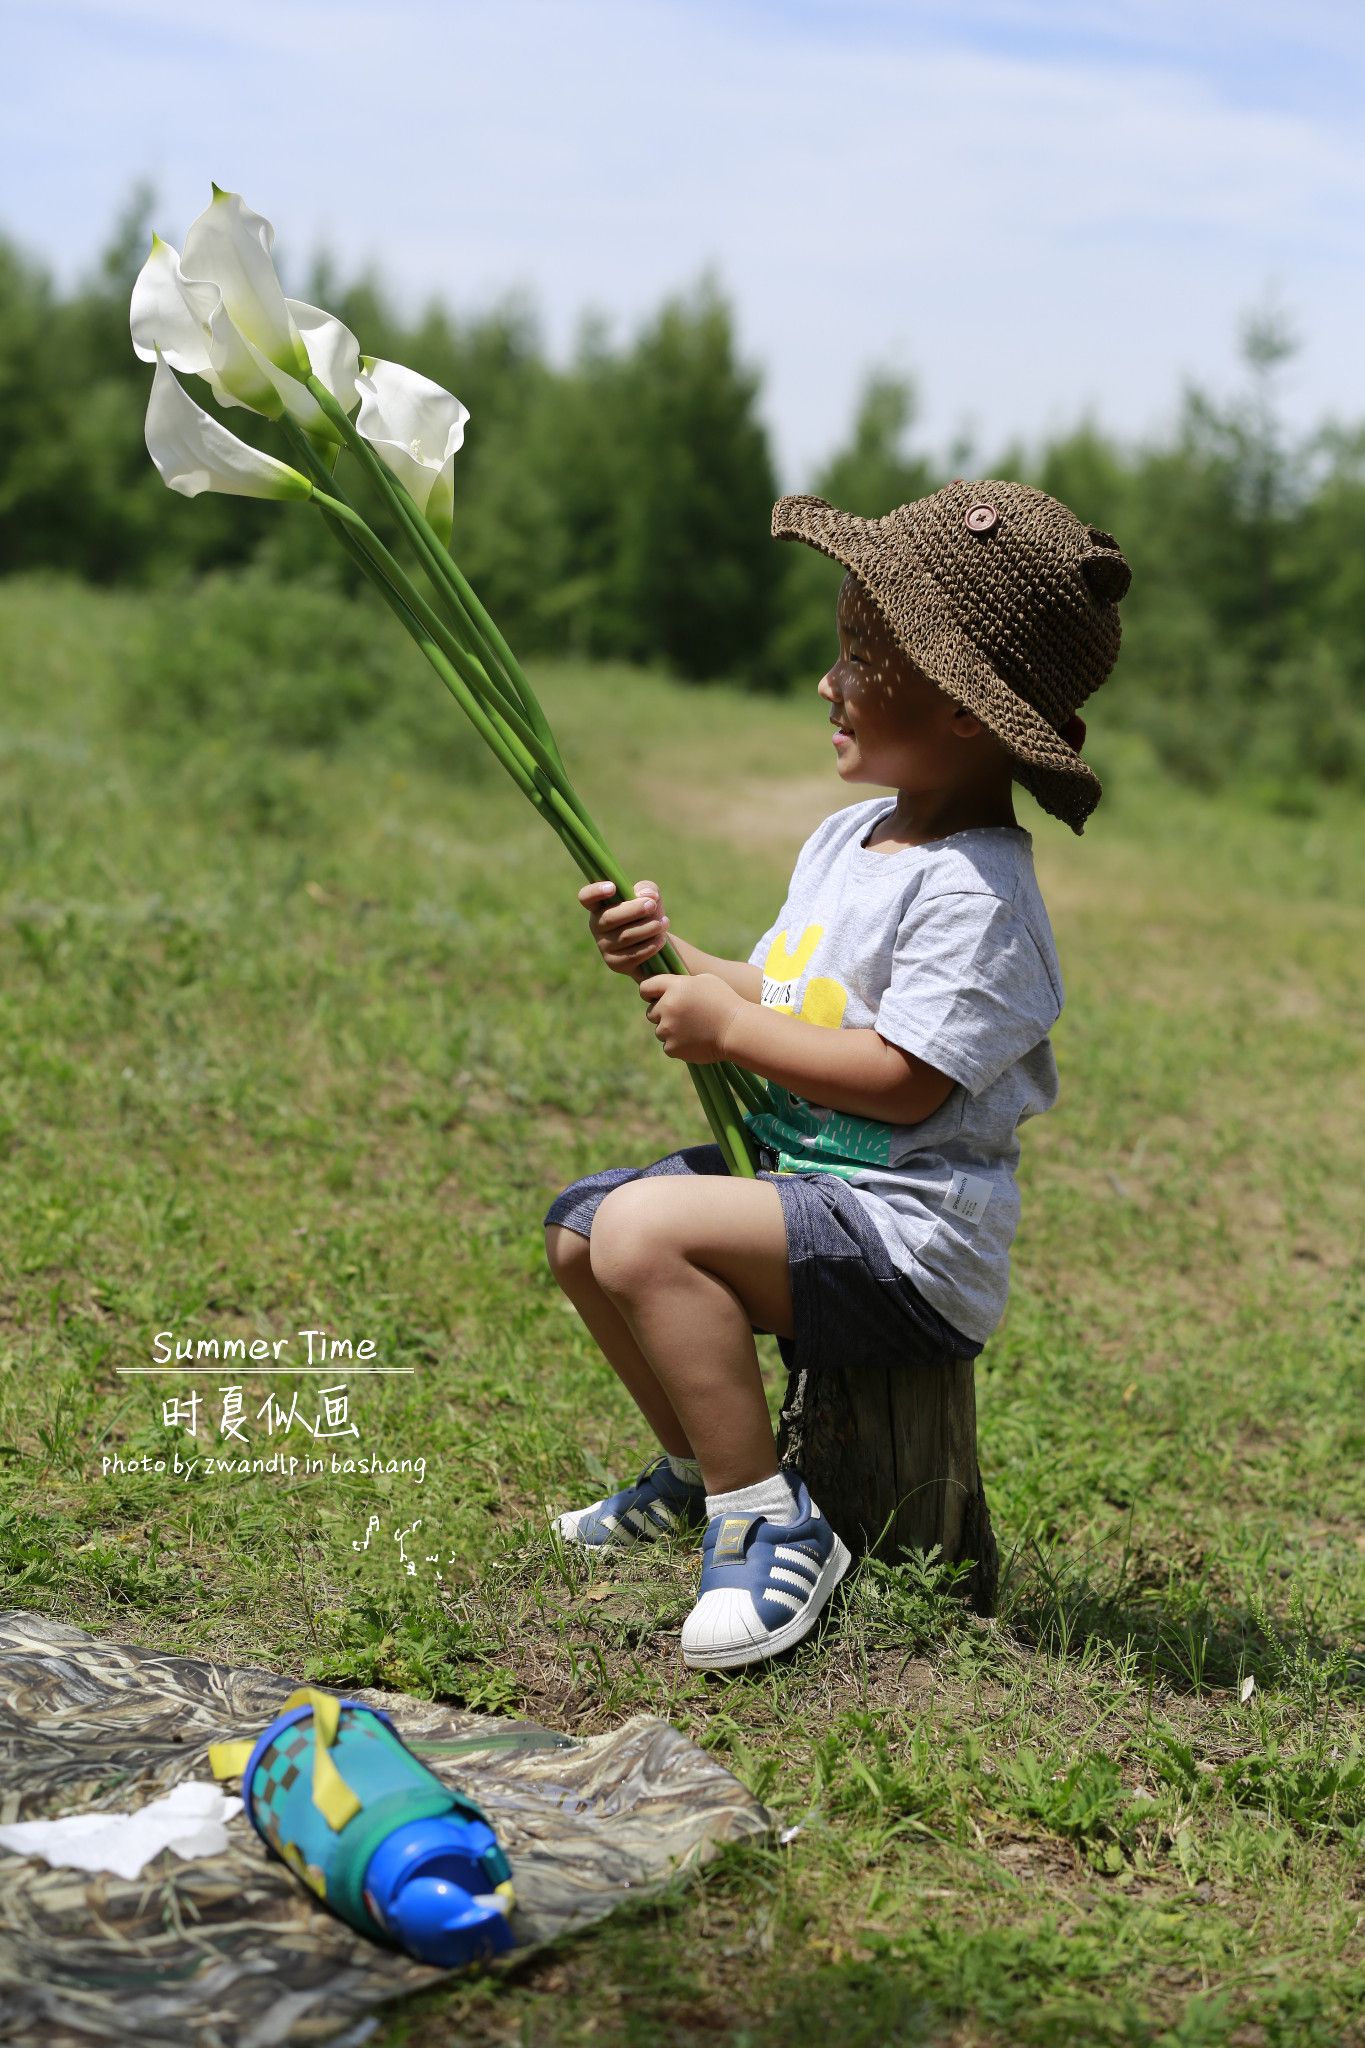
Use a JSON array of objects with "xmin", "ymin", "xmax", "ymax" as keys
[
  {"xmin": 575, "ymin": 1176, "xmax": 796, "ymax": 1495},
  {"xmin": 544, "ymin": 1223, "xmax": 697, "ymax": 1457}
]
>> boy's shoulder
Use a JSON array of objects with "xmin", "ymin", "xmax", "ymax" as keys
[
  {"xmin": 915, "ymin": 826, "xmax": 1037, "ymax": 907},
  {"xmin": 916, "ymin": 833, "xmax": 1063, "ymax": 1008}
]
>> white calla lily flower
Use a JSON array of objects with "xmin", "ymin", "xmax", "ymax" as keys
[
  {"xmin": 289, "ymin": 300, "xmax": 360, "ymax": 412},
  {"xmin": 202, "ymin": 297, "xmax": 284, "ymax": 415},
  {"xmin": 132, "ymin": 224, "xmax": 360, "ymax": 437},
  {"xmin": 242, "ymin": 298, "xmax": 361, "ymax": 440},
  {"xmin": 355, "ymin": 358, "xmax": 470, "ymax": 544},
  {"xmin": 144, "ymin": 350, "xmax": 312, "ymax": 502},
  {"xmin": 130, "ymin": 235, "xmax": 218, "ymax": 378},
  {"xmin": 181, "ymin": 185, "xmax": 309, "ymax": 380},
  {"xmin": 131, "ymin": 234, "xmax": 274, "ymax": 413}
]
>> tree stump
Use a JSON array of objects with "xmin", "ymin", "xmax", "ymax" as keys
[{"xmin": 776, "ymin": 1348, "xmax": 999, "ymax": 1616}]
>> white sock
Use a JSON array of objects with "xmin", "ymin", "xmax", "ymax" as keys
[
  {"xmin": 666, "ymin": 1453, "xmax": 704, "ymax": 1487},
  {"xmin": 704, "ymin": 1471, "xmax": 800, "ymax": 1525}
]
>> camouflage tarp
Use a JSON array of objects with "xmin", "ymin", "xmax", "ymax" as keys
[{"xmin": 0, "ymin": 1609, "xmax": 774, "ymax": 2047}]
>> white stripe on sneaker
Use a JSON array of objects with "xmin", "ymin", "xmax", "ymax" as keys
[
  {"xmin": 769, "ymin": 1564, "xmax": 817, "ymax": 1595},
  {"xmin": 773, "ymin": 1544, "xmax": 821, "ymax": 1579},
  {"xmin": 762, "ymin": 1586, "xmax": 804, "ymax": 1614}
]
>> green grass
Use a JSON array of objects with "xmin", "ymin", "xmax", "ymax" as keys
[{"xmin": 1, "ymin": 572, "xmax": 1362, "ymax": 2047}]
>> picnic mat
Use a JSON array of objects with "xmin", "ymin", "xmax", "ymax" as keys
[{"xmin": 0, "ymin": 1608, "xmax": 774, "ymax": 2047}]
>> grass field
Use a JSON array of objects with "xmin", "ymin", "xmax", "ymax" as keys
[{"xmin": 2, "ymin": 573, "xmax": 1362, "ymax": 2047}]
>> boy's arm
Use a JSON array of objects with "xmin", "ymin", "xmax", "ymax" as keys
[
  {"xmin": 668, "ymin": 936, "xmax": 763, "ymax": 1005},
  {"xmin": 723, "ymin": 1004, "xmax": 957, "ymax": 1126}
]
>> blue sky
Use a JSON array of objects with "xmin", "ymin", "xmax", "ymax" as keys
[{"xmin": 6, "ymin": 0, "xmax": 1364, "ymax": 491}]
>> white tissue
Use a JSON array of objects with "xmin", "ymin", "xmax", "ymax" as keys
[{"xmin": 0, "ymin": 1780, "xmax": 244, "ymax": 1880}]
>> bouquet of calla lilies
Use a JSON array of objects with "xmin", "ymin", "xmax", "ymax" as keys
[{"xmin": 131, "ymin": 186, "xmax": 765, "ymax": 1174}]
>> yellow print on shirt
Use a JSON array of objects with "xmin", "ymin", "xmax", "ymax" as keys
[
  {"xmin": 756, "ymin": 925, "xmax": 848, "ymax": 1028},
  {"xmin": 747, "ymin": 926, "xmax": 895, "ymax": 1174}
]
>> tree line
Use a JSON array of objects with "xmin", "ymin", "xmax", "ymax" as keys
[{"xmin": 4, "ymin": 186, "xmax": 1363, "ymax": 800}]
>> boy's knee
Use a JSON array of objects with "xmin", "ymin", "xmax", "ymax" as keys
[
  {"xmin": 585, "ymin": 1186, "xmax": 659, "ymax": 1293},
  {"xmin": 544, "ymin": 1220, "xmax": 591, "ymax": 1276}
]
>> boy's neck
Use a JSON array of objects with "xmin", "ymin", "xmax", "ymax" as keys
[{"xmin": 878, "ymin": 783, "xmax": 1021, "ymax": 846}]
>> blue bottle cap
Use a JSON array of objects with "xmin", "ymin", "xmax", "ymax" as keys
[{"xmin": 363, "ymin": 1815, "xmax": 516, "ymax": 1969}]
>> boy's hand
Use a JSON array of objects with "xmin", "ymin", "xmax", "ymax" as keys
[
  {"xmin": 637, "ymin": 973, "xmax": 742, "ymax": 1065},
  {"xmin": 579, "ymin": 878, "xmax": 670, "ymax": 981}
]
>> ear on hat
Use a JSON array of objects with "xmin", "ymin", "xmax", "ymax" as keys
[{"xmin": 1081, "ymin": 547, "xmax": 1131, "ymax": 605}]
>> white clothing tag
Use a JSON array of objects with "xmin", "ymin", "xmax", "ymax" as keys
[
  {"xmin": 944, "ymin": 1170, "xmax": 993, "ymax": 1223},
  {"xmin": 761, "ymin": 974, "xmax": 798, "ymax": 1009}
]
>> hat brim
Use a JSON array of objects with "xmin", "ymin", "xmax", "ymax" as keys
[{"xmin": 772, "ymin": 494, "xmax": 1102, "ymax": 835}]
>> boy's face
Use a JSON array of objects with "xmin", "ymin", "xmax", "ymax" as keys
[{"xmin": 819, "ymin": 572, "xmax": 1001, "ymax": 793}]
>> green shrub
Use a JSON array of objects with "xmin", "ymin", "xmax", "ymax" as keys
[
  {"xmin": 126, "ymin": 569, "xmax": 396, "ymax": 748},
  {"xmin": 120, "ymin": 568, "xmax": 500, "ymax": 784}
]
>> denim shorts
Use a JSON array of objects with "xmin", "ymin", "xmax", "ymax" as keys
[{"xmin": 542, "ymin": 1140, "xmax": 983, "ymax": 1383}]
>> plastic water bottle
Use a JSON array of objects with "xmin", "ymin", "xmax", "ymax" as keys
[{"xmin": 220, "ymin": 1689, "xmax": 516, "ymax": 1969}]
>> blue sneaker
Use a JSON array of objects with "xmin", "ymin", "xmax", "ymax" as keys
[
  {"xmin": 680, "ymin": 1475, "xmax": 853, "ymax": 1670},
  {"xmin": 554, "ymin": 1454, "xmax": 708, "ymax": 1548}
]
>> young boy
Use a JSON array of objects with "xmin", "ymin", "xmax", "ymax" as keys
[{"xmin": 543, "ymin": 478, "xmax": 1131, "ymax": 1672}]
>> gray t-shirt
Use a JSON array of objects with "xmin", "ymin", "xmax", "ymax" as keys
[{"xmin": 742, "ymin": 795, "xmax": 1064, "ymax": 1348}]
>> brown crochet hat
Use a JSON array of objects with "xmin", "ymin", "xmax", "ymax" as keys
[{"xmin": 771, "ymin": 478, "xmax": 1131, "ymax": 834}]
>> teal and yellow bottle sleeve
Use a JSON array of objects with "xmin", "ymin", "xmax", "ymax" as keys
[{"xmin": 210, "ymin": 1685, "xmax": 515, "ymax": 1965}]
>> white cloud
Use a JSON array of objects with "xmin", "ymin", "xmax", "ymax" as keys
[{"xmin": 5, "ymin": 0, "xmax": 1364, "ymax": 490}]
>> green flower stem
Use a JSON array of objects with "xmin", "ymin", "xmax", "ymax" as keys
[
  {"xmin": 307, "ymin": 491, "xmax": 537, "ymax": 795},
  {"xmin": 305, "ymin": 388, "xmax": 513, "ymax": 691},
  {"xmin": 285, "ymin": 428, "xmax": 474, "ymax": 676},
  {"xmin": 298, "ymin": 402, "xmax": 769, "ymax": 1126},
  {"xmin": 308, "ymin": 480, "xmax": 764, "ymax": 1154},
  {"xmin": 719, "ymin": 1062, "xmax": 770, "ymax": 1117},
  {"xmin": 425, "ymin": 556, "xmax": 557, "ymax": 773},
  {"xmin": 301, "ymin": 478, "xmax": 758, "ymax": 1176},
  {"xmin": 280, "ymin": 426, "xmax": 608, "ymax": 861},
  {"xmin": 310, "ymin": 490, "xmax": 613, "ymax": 881},
  {"xmin": 308, "ymin": 496, "xmax": 749, "ymax": 1176},
  {"xmin": 306, "ymin": 375, "xmax": 565, "ymax": 781},
  {"xmin": 435, "ymin": 552, "xmax": 561, "ymax": 776},
  {"xmin": 292, "ymin": 433, "xmax": 769, "ymax": 1147}
]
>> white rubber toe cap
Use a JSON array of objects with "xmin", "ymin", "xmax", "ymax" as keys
[
  {"xmin": 554, "ymin": 1504, "xmax": 622, "ymax": 1546},
  {"xmin": 680, "ymin": 1587, "xmax": 766, "ymax": 1660}
]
